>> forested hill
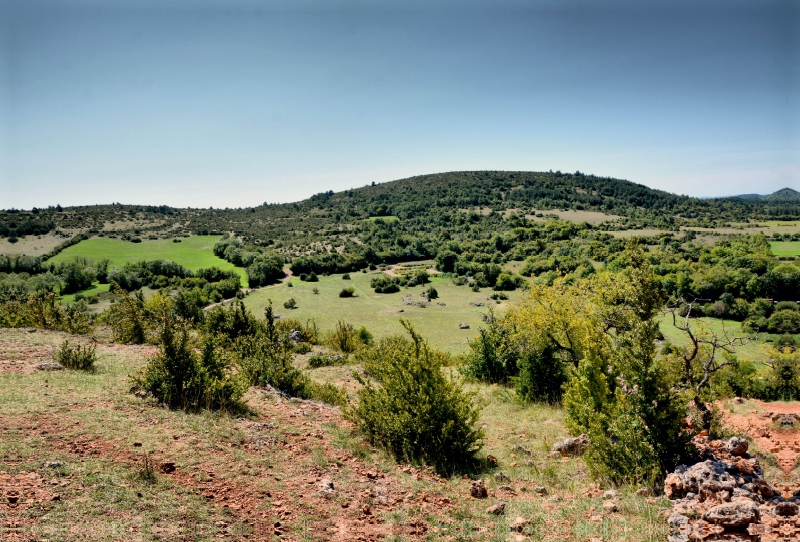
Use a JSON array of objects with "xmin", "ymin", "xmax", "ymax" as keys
[{"xmin": 2, "ymin": 171, "xmax": 799, "ymax": 246}]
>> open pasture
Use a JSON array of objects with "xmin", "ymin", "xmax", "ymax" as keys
[
  {"xmin": 243, "ymin": 269, "xmax": 521, "ymax": 354},
  {"xmin": 771, "ymin": 241, "xmax": 800, "ymax": 257},
  {"xmin": 48, "ymin": 236, "xmax": 247, "ymax": 286}
]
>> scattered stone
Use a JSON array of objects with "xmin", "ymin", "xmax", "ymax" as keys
[
  {"xmin": 459, "ymin": 323, "xmax": 470, "ymax": 329},
  {"xmin": 547, "ymin": 495, "xmax": 560, "ymax": 503},
  {"xmin": 486, "ymin": 502, "xmax": 506, "ymax": 515},
  {"xmin": 25, "ymin": 328, "xmax": 36, "ymax": 333},
  {"xmin": 36, "ymin": 362, "xmax": 64, "ymax": 371},
  {"xmin": 549, "ymin": 434, "xmax": 590, "ymax": 457},
  {"xmin": 726, "ymin": 436, "xmax": 748, "ymax": 456},
  {"xmin": 602, "ymin": 489, "xmax": 618, "ymax": 500},
  {"xmin": 602, "ymin": 500, "xmax": 618, "ymax": 513},
  {"xmin": 159, "ymin": 461, "xmax": 176, "ymax": 474},
  {"xmin": 397, "ymin": 309, "xmax": 404, "ymax": 313},
  {"xmin": 635, "ymin": 487, "xmax": 653, "ymax": 497},
  {"xmin": 497, "ymin": 485, "xmax": 516, "ymax": 494},
  {"xmin": 46, "ymin": 461, "xmax": 65, "ymax": 468},
  {"xmin": 533, "ymin": 486, "xmax": 547, "ymax": 496},
  {"xmin": 509, "ymin": 516, "xmax": 530, "ymax": 532},
  {"xmin": 319, "ymin": 479, "xmax": 335, "ymax": 494},
  {"xmin": 133, "ymin": 442, "xmax": 142, "ymax": 448},
  {"xmin": 512, "ymin": 444, "xmax": 534, "ymax": 456},
  {"xmin": 494, "ymin": 471, "xmax": 511, "ymax": 483},
  {"xmin": 486, "ymin": 455, "xmax": 498, "ymax": 467},
  {"xmin": 470, "ymin": 479, "xmax": 488, "ymax": 499}
]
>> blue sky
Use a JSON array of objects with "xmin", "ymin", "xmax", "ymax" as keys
[{"xmin": 1, "ymin": 0, "xmax": 797, "ymax": 209}]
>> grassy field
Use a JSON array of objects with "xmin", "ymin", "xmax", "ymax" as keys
[
  {"xmin": 364, "ymin": 216, "xmax": 400, "ymax": 222},
  {"xmin": 658, "ymin": 313, "xmax": 767, "ymax": 361},
  {"xmin": 243, "ymin": 269, "xmax": 520, "ymax": 354},
  {"xmin": 48, "ymin": 236, "xmax": 248, "ymax": 286},
  {"xmin": 0, "ymin": 327, "xmax": 671, "ymax": 541},
  {"xmin": 771, "ymin": 241, "xmax": 800, "ymax": 257}
]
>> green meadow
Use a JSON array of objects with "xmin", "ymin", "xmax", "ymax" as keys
[
  {"xmin": 48, "ymin": 235, "xmax": 247, "ymax": 286},
  {"xmin": 243, "ymin": 270, "xmax": 521, "ymax": 354},
  {"xmin": 771, "ymin": 241, "xmax": 800, "ymax": 257}
]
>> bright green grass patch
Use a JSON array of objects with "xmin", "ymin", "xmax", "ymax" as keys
[
  {"xmin": 59, "ymin": 282, "xmax": 111, "ymax": 304},
  {"xmin": 243, "ymin": 270, "xmax": 519, "ymax": 354},
  {"xmin": 658, "ymin": 313, "xmax": 765, "ymax": 360},
  {"xmin": 48, "ymin": 236, "xmax": 247, "ymax": 286},
  {"xmin": 364, "ymin": 215, "xmax": 400, "ymax": 222},
  {"xmin": 771, "ymin": 241, "xmax": 800, "ymax": 257}
]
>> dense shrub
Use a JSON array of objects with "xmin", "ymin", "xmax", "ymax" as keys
[
  {"xmin": 767, "ymin": 309, "xmax": 800, "ymax": 334},
  {"xmin": 308, "ymin": 353, "xmax": 346, "ymax": 368},
  {"xmin": 204, "ymin": 300, "xmax": 260, "ymax": 343},
  {"xmin": 54, "ymin": 339, "xmax": 97, "ymax": 371},
  {"xmin": 339, "ymin": 287, "xmax": 355, "ymax": 298},
  {"xmin": 283, "ymin": 298, "xmax": 297, "ymax": 309},
  {"xmin": 325, "ymin": 320, "xmax": 360, "ymax": 353},
  {"xmin": 133, "ymin": 305, "xmax": 245, "ymax": 412},
  {"xmin": 562, "ymin": 247, "xmax": 692, "ymax": 487},
  {"xmin": 461, "ymin": 314, "xmax": 518, "ymax": 384},
  {"xmin": 370, "ymin": 274, "xmax": 402, "ymax": 293},
  {"xmin": 347, "ymin": 321, "xmax": 484, "ymax": 474},
  {"xmin": 238, "ymin": 304, "xmax": 347, "ymax": 406},
  {"xmin": 106, "ymin": 287, "xmax": 151, "ymax": 344},
  {"xmin": 515, "ymin": 346, "xmax": 567, "ymax": 403}
]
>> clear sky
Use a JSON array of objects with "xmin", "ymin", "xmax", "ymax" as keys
[{"xmin": 1, "ymin": 0, "xmax": 797, "ymax": 209}]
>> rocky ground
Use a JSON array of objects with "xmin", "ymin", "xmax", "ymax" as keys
[{"xmin": 665, "ymin": 400, "xmax": 800, "ymax": 542}]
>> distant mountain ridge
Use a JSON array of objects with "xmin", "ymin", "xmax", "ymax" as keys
[{"xmin": 730, "ymin": 188, "xmax": 800, "ymax": 201}]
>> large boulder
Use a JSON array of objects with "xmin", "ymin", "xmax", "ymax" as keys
[
  {"xmin": 701, "ymin": 501, "xmax": 759, "ymax": 527},
  {"xmin": 549, "ymin": 434, "xmax": 590, "ymax": 457}
]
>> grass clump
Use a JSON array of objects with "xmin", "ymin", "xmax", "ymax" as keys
[
  {"xmin": 54, "ymin": 339, "xmax": 97, "ymax": 371},
  {"xmin": 307, "ymin": 353, "xmax": 347, "ymax": 368},
  {"xmin": 347, "ymin": 319, "xmax": 484, "ymax": 475}
]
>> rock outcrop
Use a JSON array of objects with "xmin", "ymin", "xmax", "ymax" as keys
[{"xmin": 665, "ymin": 436, "xmax": 800, "ymax": 542}]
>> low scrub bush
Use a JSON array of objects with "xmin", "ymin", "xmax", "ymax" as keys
[
  {"xmin": 347, "ymin": 320, "xmax": 484, "ymax": 475},
  {"xmin": 325, "ymin": 320, "xmax": 360, "ymax": 353},
  {"xmin": 371, "ymin": 274, "xmax": 402, "ymax": 294},
  {"xmin": 132, "ymin": 306, "xmax": 245, "ymax": 412},
  {"xmin": 339, "ymin": 287, "xmax": 355, "ymax": 298},
  {"xmin": 238, "ymin": 305, "xmax": 347, "ymax": 407},
  {"xmin": 283, "ymin": 298, "xmax": 297, "ymax": 309},
  {"xmin": 308, "ymin": 353, "xmax": 346, "ymax": 368},
  {"xmin": 54, "ymin": 339, "xmax": 97, "ymax": 371}
]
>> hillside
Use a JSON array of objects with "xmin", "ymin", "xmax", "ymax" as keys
[
  {"xmin": 2, "ymin": 171, "xmax": 798, "ymax": 247},
  {"xmin": 732, "ymin": 187, "xmax": 800, "ymax": 202}
]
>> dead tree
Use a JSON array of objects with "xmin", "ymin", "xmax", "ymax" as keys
[{"xmin": 668, "ymin": 297, "xmax": 751, "ymax": 430}]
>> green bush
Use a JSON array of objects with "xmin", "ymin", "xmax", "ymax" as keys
[
  {"xmin": 133, "ymin": 306, "xmax": 245, "ymax": 412},
  {"xmin": 767, "ymin": 309, "xmax": 800, "ymax": 334},
  {"xmin": 339, "ymin": 287, "xmax": 355, "ymax": 298},
  {"xmin": 325, "ymin": 320, "xmax": 359, "ymax": 353},
  {"xmin": 461, "ymin": 313, "xmax": 518, "ymax": 384},
  {"xmin": 342, "ymin": 273, "xmax": 351, "ymax": 280},
  {"xmin": 106, "ymin": 286, "xmax": 150, "ymax": 344},
  {"xmin": 425, "ymin": 287, "xmax": 438, "ymax": 300},
  {"xmin": 238, "ymin": 304, "xmax": 347, "ymax": 407},
  {"xmin": 54, "ymin": 339, "xmax": 97, "ymax": 371},
  {"xmin": 308, "ymin": 353, "xmax": 346, "ymax": 368},
  {"xmin": 371, "ymin": 274, "xmax": 402, "ymax": 293},
  {"xmin": 283, "ymin": 298, "xmax": 297, "ymax": 309},
  {"xmin": 347, "ymin": 320, "xmax": 484, "ymax": 475},
  {"xmin": 515, "ymin": 346, "xmax": 567, "ymax": 403}
]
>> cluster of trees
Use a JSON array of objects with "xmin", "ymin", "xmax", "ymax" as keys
[
  {"xmin": 213, "ymin": 238, "xmax": 284, "ymax": 287},
  {"xmin": 461, "ymin": 244, "xmax": 792, "ymax": 485}
]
